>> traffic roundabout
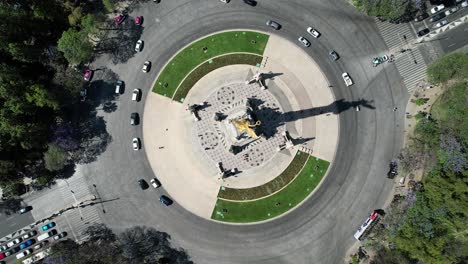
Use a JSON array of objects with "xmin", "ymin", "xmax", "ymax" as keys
[{"xmin": 93, "ymin": 1, "xmax": 407, "ymax": 263}]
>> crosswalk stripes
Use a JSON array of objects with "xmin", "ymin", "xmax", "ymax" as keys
[{"xmin": 374, "ymin": 19, "xmax": 428, "ymax": 93}]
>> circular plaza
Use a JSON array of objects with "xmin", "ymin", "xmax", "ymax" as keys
[{"xmin": 142, "ymin": 31, "xmax": 339, "ymax": 223}]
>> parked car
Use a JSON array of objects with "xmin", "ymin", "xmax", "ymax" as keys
[
  {"xmin": 0, "ymin": 253, "xmax": 4, "ymax": 260},
  {"xmin": 15, "ymin": 249, "xmax": 32, "ymax": 260},
  {"xmin": 387, "ymin": 161, "xmax": 398, "ymax": 179},
  {"xmin": 132, "ymin": 138, "xmax": 141, "ymax": 151},
  {"xmin": 33, "ymin": 241, "xmax": 47, "ymax": 250},
  {"xmin": 135, "ymin": 16, "xmax": 143, "ymax": 25},
  {"xmin": 434, "ymin": 19, "xmax": 448, "ymax": 28},
  {"xmin": 22, "ymin": 230, "xmax": 37, "ymax": 240},
  {"xmin": 80, "ymin": 88, "xmax": 87, "ymax": 102},
  {"xmin": 462, "ymin": 1, "xmax": 468, "ymax": 8},
  {"xmin": 114, "ymin": 14, "xmax": 126, "ymax": 25},
  {"xmin": 417, "ymin": 28, "xmax": 430, "ymax": 37},
  {"xmin": 138, "ymin": 179, "xmax": 149, "ymax": 190},
  {"xmin": 159, "ymin": 195, "xmax": 173, "ymax": 206},
  {"xmin": 414, "ymin": 13, "xmax": 429, "ymax": 22},
  {"xmin": 41, "ymin": 222, "xmax": 55, "ymax": 231},
  {"xmin": 19, "ymin": 240, "xmax": 33, "ymax": 250},
  {"xmin": 115, "ymin": 80, "xmax": 124, "ymax": 94},
  {"xmin": 444, "ymin": 7, "xmax": 458, "ymax": 16},
  {"xmin": 53, "ymin": 232, "xmax": 67, "ymax": 241},
  {"xmin": 135, "ymin": 40, "xmax": 143, "ymax": 52},
  {"xmin": 306, "ymin": 27, "xmax": 320, "ymax": 38},
  {"xmin": 266, "ymin": 20, "xmax": 281, "ymax": 30},
  {"xmin": 130, "ymin": 113, "xmax": 139, "ymax": 126},
  {"xmin": 430, "ymin": 4, "xmax": 445, "ymax": 14},
  {"xmin": 150, "ymin": 178, "xmax": 161, "ymax": 188},
  {"xmin": 298, "ymin": 36, "xmax": 311, "ymax": 47},
  {"xmin": 83, "ymin": 69, "xmax": 93, "ymax": 81},
  {"xmin": 243, "ymin": 0, "xmax": 256, "ymax": 6},
  {"xmin": 219, "ymin": 0, "xmax": 230, "ymax": 3},
  {"xmin": 142, "ymin": 61, "xmax": 151, "ymax": 73},
  {"xmin": 329, "ymin": 50, "xmax": 339, "ymax": 61},
  {"xmin": 132, "ymin": 89, "xmax": 141, "ymax": 101},
  {"xmin": 429, "ymin": 12, "xmax": 446, "ymax": 22},
  {"xmin": 342, "ymin": 72, "xmax": 353, "ymax": 86},
  {"xmin": 153, "ymin": 0, "xmax": 161, "ymax": 2},
  {"xmin": 0, "ymin": 245, "xmax": 8, "ymax": 252},
  {"xmin": 19, "ymin": 206, "xmax": 32, "ymax": 214}
]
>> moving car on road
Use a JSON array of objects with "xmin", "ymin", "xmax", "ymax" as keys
[
  {"xmin": 298, "ymin": 36, "xmax": 311, "ymax": 47},
  {"xmin": 151, "ymin": 178, "xmax": 161, "ymax": 188},
  {"xmin": 115, "ymin": 80, "xmax": 124, "ymax": 94},
  {"xmin": 135, "ymin": 40, "xmax": 143, "ymax": 52},
  {"xmin": 138, "ymin": 179, "xmax": 149, "ymax": 190},
  {"xmin": 306, "ymin": 27, "xmax": 320, "ymax": 38},
  {"xmin": 142, "ymin": 61, "xmax": 151, "ymax": 73},
  {"xmin": 372, "ymin": 55, "xmax": 389, "ymax": 67},
  {"xmin": 159, "ymin": 195, "xmax": 173, "ymax": 206},
  {"xmin": 130, "ymin": 113, "xmax": 139, "ymax": 126},
  {"xmin": 329, "ymin": 50, "xmax": 339, "ymax": 61},
  {"xmin": 132, "ymin": 138, "xmax": 141, "ymax": 151},
  {"xmin": 132, "ymin": 89, "xmax": 141, "ymax": 101},
  {"xmin": 19, "ymin": 206, "xmax": 32, "ymax": 214},
  {"xmin": 266, "ymin": 20, "xmax": 281, "ymax": 30},
  {"xmin": 243, "ymin": 0, "xmax": 257, "ymax": 6},
  {"xmin": 430, "ymin": 4, "xmax": 445, "ymax": 14},
  {"xmin": 342, "ymin": 72, "xmax": 353, "ymax": 86}
]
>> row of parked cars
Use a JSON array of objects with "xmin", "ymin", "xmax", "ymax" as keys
[
  {"xmin": 266, "ymin": 20, "xmax": 354, "ymax": 87},
  {"xmin": 0, "ymin": 222, "xmax": 67, "ymax": 261},
  {"xmin": 111, "ymin": 14, "xmax": 173, "ymax": 207},
  {"xmin": 416, "ymin": 1, "xmax": 468, "ymax": 37}
]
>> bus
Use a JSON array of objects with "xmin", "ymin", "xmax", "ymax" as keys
[{"xmin": 353, "ymin": 210, "xmax": 380, "ymax": 240}]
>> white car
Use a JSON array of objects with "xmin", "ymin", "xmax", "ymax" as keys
[
  {"xmin": 342, "ymin": 72, "xmax": 353, "ymax": 87},
  {"xmin": 132, "ymin": 89, "xmax": 141, "ymax": 101},
  {"xmin": 115, "ymin": 80, "xmax": 123, "ymax": 94},
  {"xmin": 135, "ymin": 40, "xmax": 143, "ymax": 52},
  {"xmin": 150, "ymin": 178, "xmax": 161, "ymax": 188},
  {"xmin": 142, "ymin": 61, "xmax": 151, "ymax": 73},
  {"xmin": 298, "ymin": 36, "xmax": 311, "ymax": 47},
  {"xmin": 16, "ymin": 249, "xmax": 32, "ymax": 260},
  {"xmin": 306, "ymin": 27, "xmax": 321, "ymax": 38},
  {"xmin": 219, "ymin": 0, "xmax": 230, "ymax": 2},
  {"xmin": 430, "ymin": 4, "xmax": 445, "ymax": 14},
  {"xmin": 132, "ymin": 138, "xmax": 141, "ymax": 151},
  {"xmin": 434, "ymin": 19, "xmax": 448, "ymax": 28},
  {"xmin": 462, "ymin": 1, "xmax": 468, "ymax": 8}
]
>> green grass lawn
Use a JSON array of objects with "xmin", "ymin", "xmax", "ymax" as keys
[
  {"xmin": 211, "ymin": 156, "xmax": 330, "ymax": 223},
  {"xmin": 152, "ymin": 31, "xmax": 269, "ymax": 98},
  {"xmin": 173, "ymin": 54, "xmax": 262, "ymax": 102},
  {"xmin": 217, "ymin": 151, "xmax": 309, "ymax": 201}
]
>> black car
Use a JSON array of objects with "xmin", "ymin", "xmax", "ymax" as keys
[
  {"xmin": 417, "ymin": 28, "xmax": 430, "ymax": 37},
  {"xmin": 414, "ymin": 13, "xmax": 429, "ymax": 22},
  {"xmin": 138, "ymin": 179, "xmax": 149, "ymax": 190},
  {"xmin": 243, "ymin": 0, "xmax": 257, "ymax": 6},
  {"xmin": 329, "ymin": 50, "xmax": 340, "ymax": 61},
  {"xmin": 429, "ymin": 12, "xmax": 446, "ymax": 22},
  {"xmin": 130, "ymin": 113, "xmax": 140, "ymax": 126},
  {"xmin": 159, "ymin": 195, "xmax": 173, "ymax": 206}
]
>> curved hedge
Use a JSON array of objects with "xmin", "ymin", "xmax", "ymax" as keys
[
  {"xmin": 173, "ymin": 53, "xmax": 262, "ymax": 102},
  {"xmin": 218, "ymin": 151, "xmax": 308, "ymax": 201}
]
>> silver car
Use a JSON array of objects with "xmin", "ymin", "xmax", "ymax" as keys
[
  {"xmin": 135, "ymin": 40, "xmax": 143, "ymax": 52},
  {"xmin": 298, "ymin": 36, "xmax": 311, "ymax": 47},
  {"xmin": 266, "ymin": 20, "xmax": 281, "ymax": 30}
]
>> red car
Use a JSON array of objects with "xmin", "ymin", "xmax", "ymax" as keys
[
  {"xmin": 83, "ymin": 69, "xmax": 93, "ymax": 81},
  {"xmin": 0, "ymin": 252, "xmax": 5, "ymax": 259},
  {"xmin": 114, "ymin": 15, "xmax": 126, "ymax": 25},
  {"xmin": 135, "ymin": 16, "xmax": 143, "ymax": 25}
]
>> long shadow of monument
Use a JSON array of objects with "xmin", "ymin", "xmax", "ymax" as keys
[{"xmin": 249, "ymin": 98, "xmax": 376, "ymax": 139}]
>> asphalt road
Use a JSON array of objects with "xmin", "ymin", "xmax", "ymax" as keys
[
  {"xmin": 82, "ymin": 0, "xmax": 408, "ymax": 263},
  {"xmin": 437, "ymin": 23, "xmax": 468, "ymax": 52}
]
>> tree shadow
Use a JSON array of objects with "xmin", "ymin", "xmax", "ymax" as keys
[{"xmin": 95, "ymin": 19, "xmax": 144, "ymax": 65}]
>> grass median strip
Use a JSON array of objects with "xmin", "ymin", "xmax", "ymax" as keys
[
  {"xmin": 218, "ymin": 151, "xmax": 308, "ymax": 201},
  {"xmin": 173, "ymin": 54, "xmax": 262, "ymax": 102},
  {"xmin": 153, "ymin": 31, "xmax": 269, "ymax": 98},
  {"xmin": 211, "ymin": 156, "xmax": 330, "ymax": 223}
]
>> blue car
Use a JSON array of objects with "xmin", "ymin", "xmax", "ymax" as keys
[
  {"xmin": 159, "ymin": 195, "xmax": 173, "ymax": 206},
  {"xmin": 41, "ymin": 222, "xmax": 55, "ymax": 231},
  {"xmin": 19, "ymin": 240, "xmax": 32, "ymax": 250}
]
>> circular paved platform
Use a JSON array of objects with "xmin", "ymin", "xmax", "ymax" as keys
[{"xmin": 142, "ymin": 32, "xmax": 338, "ymax": 220}]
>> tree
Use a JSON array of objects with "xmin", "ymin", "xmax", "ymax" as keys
[
  {"xmin": 68, "ymin": 6, "xmax": 83, "ymax": 26},
  {"xmin": 353, "ymin": 0, "xmax": 416, "ymax": 22},
  {"xmin": 43, "ymin": 144, "xmax": 68, "ymax": 171},
  {"xmin": 57, "ymin": 28, "xmax": 93, "ymax": 65},
  {"xmin": 413, "ymin": 118, "xmax": 440, "ymax": 148},
  {"xmin": 25, "ymin": 84, "xmax": 59, "ymax": 110},
  {"xmin": 427, "ymin": 52, "xmax": 468, "ymax": 84},
  {"xmin": 438, "ymin": 132, "xmax": 467, "ymax": 173},
  {"xmin": 102, "ymin": 0, "xmax": 116, "ymax": 13}
]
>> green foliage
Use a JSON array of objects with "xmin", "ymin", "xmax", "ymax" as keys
[
  {"xmin": 44, "ymin": 144, "xmax": 68, "ymax": 171},
  {"xmin": 68, "ymin": 7, "xmax": 83, "ymax": 26},
  {"xmin": 81, "ymin": 14, "xmax": 97, "ymax": 35},
  {"xmin": 427, "ymin": 52, "xmax": 468, "ymax": 84},
  {"xmin": 57, "ymin": 28, "xmax": 93, "ymax": 65},
  {"xmin": 25, "ymin": 84, "xmax": 59, "ymax": 110},
  {"xmin": 413, "ymin": 118, "xmax": 440, "ymax": 148},
  {"xmin": 414, "ymin": 111, "xmax": 426, "ymax": 120},
  {"xmin": 415, "ymin": 98, "xmax": 429, "ymax": 106},
  {"xmin": 353, "ymin": 0, "xmax": 415, "ymax": 21},
  {"xmin": 102, "ymin": 0, "xmax": 116, "ymax": 12}
]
